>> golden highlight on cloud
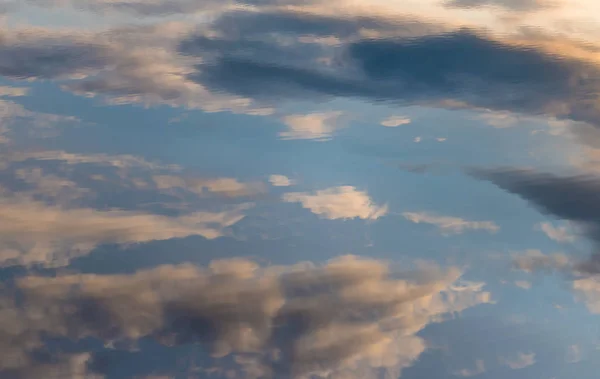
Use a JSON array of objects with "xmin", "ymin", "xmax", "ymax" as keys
[
  {"xmin": 402, "ymin": 212, "xmax": 500, "ymax": 235},
  {"xmin": 282, "ymin": 186, "xmax": 388, "ymax": 220},
  {"xmin": 1, "ymin": 255, "xmax": 491, "ymax": 379},
  {"xmin": 0, "ymin": 196, "xmax": 250, "ymax": 267}
]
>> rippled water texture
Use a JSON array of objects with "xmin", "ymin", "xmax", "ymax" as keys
[{"xmin": 1, "ymin": 1, "xmax": 600, "ymax": 378}]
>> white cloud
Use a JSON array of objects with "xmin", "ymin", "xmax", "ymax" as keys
[
  {"xmin": 536, "ymin": 222, "xmax": 575, "ymax": 243},
  {"xmin": 283, "ymin": 186, "xmax": 388, "ymax": 220},
  {"xmin": 500, "ymin": 352, "xmax": 536, "ymax": 369},
  {"xmin": 453, "ymin": 359, "xmax": 485, "ymax": 377},
  {"xmin": 403, "ymin": 212, "xmax": 499, "ymax": 235},
  {"xmin": 280, "ymin": 111, "xmax": 344, "ymax": 141},
  {"xmin": 437, "ymin": 137, "xmax": 447, "ymax": 142},
  {"xmin": 269, "ymin": 174, "xmax": 295, "ymax": 187},
  {"xmin": 381, "ymin": 116, "xmax": 411, "ymax": 127}
]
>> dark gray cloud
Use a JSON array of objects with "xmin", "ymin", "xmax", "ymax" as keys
[
  {"xmin": 471, "ymin": 167, "xmax": 600, "ymax": 274},
  {"xmin": 208, "ymin": 11, "xmax": 431, "ymax": 40},
  {"xmin": 189, "ymin": 25, "xmax": 600, "ymax": 126},
  {"xmin": 2, "ymin": 9, "xmax": 600, "ymax": 126},
  {"xmin": 471, "ymin": 168, "xmax": 600, "ymax": 226},
  {"xmin": 0, "ymin": 39, "xmax": 111, "ymax": 80},
  {"xmin": 0, "ymin": 256, "xmax": 490, "ymax": 379}
]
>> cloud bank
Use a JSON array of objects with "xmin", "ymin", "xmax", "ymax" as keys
[{"xmin": 1, "ymin": 255, "xmax": 491, "ymax": 379}]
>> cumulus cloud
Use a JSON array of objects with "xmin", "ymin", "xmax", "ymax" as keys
[
  {"xmin": 402, "ymin": 212, "xmax": 499, "ymax": 235},
  {"xmin": 279, "ymin": 112, "xmax": 345, "ymax": 141},
  {"xmin": 381, "ymin": 116, "xmax": 411, "ymax": 127},
  {"xmin": 0, "ymin": 255, "xmax": 491, "ymax": 378},
  {"xmin": 0, "ymin": 195, "xmax": 250, "ymax": 267},
  {"xmin": 500, "ymin": 352, "xmax": 536, "ymax": 369},
  {"xmin": 452, "ymin": 359, "xmax": 486, "ymax": 377},
  {"xmin": 283, "ymin": 186, "xmax": 388, "ymax": 220},
  {"xmin": 269, "ymin": 175, "xmax": 295, "ymax": 187}
]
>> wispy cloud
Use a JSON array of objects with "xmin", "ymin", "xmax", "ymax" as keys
[
  {"xmin": 512, "ymin": 249, "xmax": 570, "ymax": 273},
  {"xmin": 500, "ymin": 352, "xmax": 536, "ymax": 369},
  {"xmin": 445, "ymin": 0, "xmax": 555, "ymax": 12},
  {"xmin": 403, "ymin": 212, "xmax": 499, "ymax": 235},
  {"xmin": 0, "ymin": 195, "xmax": 250, "ymax": 267},
  {"xmin": 452, "ymin": 359, "xmax": 486, "ymax": 377},
  {"xmin": 381, "ymin": 115, "xmax": 411, "ymax": 127},
  {"xmin": 566, "ymin": 344, "xmax": 582, "ymax": 363},
  {"xmin": 0, "ymin": 99, "xmax": 79, "ymax": 144},
  {"xmin": 151, "ymin": 175, "xmax": 266, "ymax": 198},
  {"xmin": 536, "ymin": 222, "xmax": 575, "ymax": 243},
  {"xmin": 515, "ymin": 280, "xmax": 532, "ymax": 289}
]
